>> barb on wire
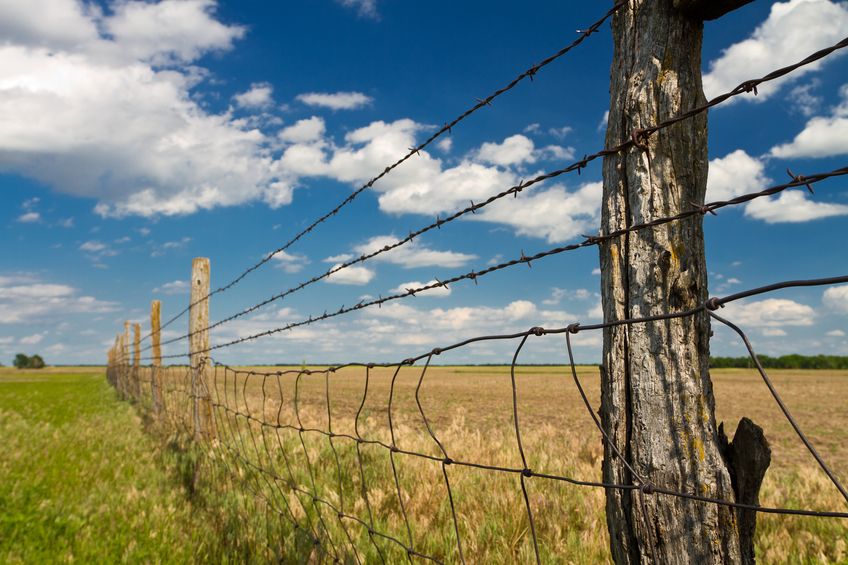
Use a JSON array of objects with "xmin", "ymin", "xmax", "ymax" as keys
[
  {"xmin": 141, "ymin": 3, "xmax": 625, "ymax": 345},
  {"xmin": 147, "ymin": 33, "xmax": 848, "ymax": 353},
  {"xmin": 149, "ymin": 166, "xmax": 846, "ymax": 360}
]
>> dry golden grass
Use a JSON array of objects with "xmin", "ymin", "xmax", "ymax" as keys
[{"xmin": 146, "ymin": 364, "xmax": 848, "ymax": 563}]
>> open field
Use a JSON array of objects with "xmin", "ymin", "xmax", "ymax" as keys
[
  {"xmin": 150, "ymin": 364, "xmax": 848, "ymax": 563},
  {"xmin": 3, "ymin": 365, "xmax": 847, "ymax": 563},
  {"xmin": 0, "ymin": 368, "xmax": 234, "ymax": 563}
]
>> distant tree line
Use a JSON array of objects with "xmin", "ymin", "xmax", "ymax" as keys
[
  {"xmin": 13, "ymin": 353, "xmax": 45, "ymax": 369},
  {"xmin": 710, "ymin": 354, "xmax": 848, "ymax": 370}
]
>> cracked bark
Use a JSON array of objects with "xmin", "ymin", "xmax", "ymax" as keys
[{"xmin": 599, "ymin": 0, "xmax": 762, "ymax": 563}]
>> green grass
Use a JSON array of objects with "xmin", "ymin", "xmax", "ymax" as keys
[{"xmin": 0, "ymin": 370, "xmax": 231, "ymax": 564}]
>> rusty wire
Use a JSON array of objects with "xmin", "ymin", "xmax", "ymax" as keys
[
  {"xmin": 145, "ymin": 33, "xmax": 848, "ymax": 354},
  {"xmin": 140, "ymin": 3, "xmax": 625, "ymax": 346},
  {"xmin": 116, "ymin": 274, "xmax": 848, "ymax": 563},
  {"xmin": 147, "ymin": 165, "xmax": 847, "ymax": 360}
]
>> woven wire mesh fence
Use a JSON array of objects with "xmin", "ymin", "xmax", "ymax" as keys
[
  {"xmin": 104, "ymin": 5, "xmax": 848, "ymax": 562},
  {"xmin": 108, "ymin": 272, "xmax": 848, "ymax": 563}
]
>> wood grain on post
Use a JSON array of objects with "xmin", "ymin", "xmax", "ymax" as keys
[
  {"xmin": 599, "ymin": 1, "xmax": 756, "ymax": 562},
  {"xmin": 189, "ymin": 258, "xmax": 215, "ymax": 440},
  {"xmin": 151, "ymin": 300, "xmax": 162, "ymax": 415}
]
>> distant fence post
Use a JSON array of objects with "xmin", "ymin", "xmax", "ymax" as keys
[
  {"xmin": 151, "ymin": 299, "xmax": 163, "ymax": 415},
  {"xmin": 133, "ymin": 323, "xmax": 141, "ymax": 402},
  {"xmin": 190, "ymin": 257, "xmax": 215, "ymax": 440},
  {"xmin": 122, "ymin": 321, "xmax": 130, "ymax": 400}
]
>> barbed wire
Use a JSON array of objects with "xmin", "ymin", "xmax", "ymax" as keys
[
  {"xmin": 112, "ymin": 274, "xmax": 848, "ymax": 562},
  {"xmin": 140, "ymin": 3, "xmax": 625, "ymax": 345},
  {"xmin": 145, "ymin": 35, "xmax": 848, "ymax": 353},
  {"xmin": 146, "ymin": 166, "xmax": 847, "ymax": 360}
]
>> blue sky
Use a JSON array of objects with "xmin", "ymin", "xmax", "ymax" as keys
[{"xmin": 1, "ymin": 0, "xmax": 847, "ymax": 365}]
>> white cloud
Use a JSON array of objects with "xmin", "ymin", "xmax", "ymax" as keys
[
  {"xmin": 822, "ymin": 285, "xmax": 848, "ymax": 314},
  {"xmin": 770, "ymin": 115, "xmax": 848, "ymax": 158},
  {"xmin": 20, "ymin": 333, "xmax": 45, "ymax": 345},
  {"xmin": 475, "ymin": 134, "xmax": 535, "ymax": 166},
  {"xmin": 473, "ymin": 182, "xmax": 602, "ymax": 243},
  {"xmin": 826, "ymin": 329, "xmax": 846, "ymax": 337},
  {"xmin": 323, "ymin": 253, "xmax": 354, "ymax": 263},
  {"xmin": 17, "ymin": 211, "xmax": 40, "ymax": 223},
  {"xmin": 296, "ymin": 91, "xmax": 373, "ymax": 110},
  {"xmin": 721, "ymin": 298, "xmax": 815, "ymax": 327},
  {"xmin": 436, "ymin": 137, "xmax": 453, "ymax": 153},
  {"xmin": 354, "ymin": 236, "xmax": 476, "ymax": 269},
  {"xmin": 597, "ymin": 111, "xmax": 609, "ymax": 133},
  {"xmin": 325, "ymin": 264, "xmax": 375, "ymax": 285},
  {"xmin": 770, "ymin": 84, "xmax": 848, "ymax": 158},
  {"xmin": 0, "ymin": 275, "xmax": 117, "ymax": 324},
  {"xmin": 151, "ymin": 236, "xmax": 191, "ymax": 257},
  {"xmin": 79, "ymin": 240, "xmax": 107, "ymax": 253},
  {"xmin": 278, "ymin": 116, "xmax": 326, "ymax": 143},
  {"xmin": 788, "ymin": 80, "xmax": 823, "ymax": 117},
  {"xmin": 548, "ymin": 125, "xmax": 573, "ymax": 139},
  {"xmin": 272, "ymin": 250, "xmax": 309, "ymax": 274},
  {"xmin": 706, "ymin": 150, "xmax": 770, "ymax": 201},
  {"xmin": 0, "ymin": 0, "xmax": 282, "ymax": 218},
  {"xmin": 744, "ymin": 190, "xmax": 848, "ymax": 223},
  {"xmin": 762, "ymin": 328, "xmax": 788, "ymax": 336},
  {"xmin": 233, "ymin": 82, "xmax": 273, "ymax": 109},
  {"xmin": 152, "ymin": 280, "xmax": 190, "ymax": 295},
  {"xmin": 337, "ymin": 0, "xmax": 379, "ymax": 19},
  {"xmin": 102, "ymin": 0, "xmax": 246, "ymax": 65},
  {"xmin": 389, "ymin": 281, "xmax": 451, "ymax": 297},
  {"xmin": 703, "ymin": 0, "xmax": 848, "ymax": 102}
]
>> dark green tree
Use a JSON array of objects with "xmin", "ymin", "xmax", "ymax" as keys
[
  {"xmin": 29, "ymin": 355, "xmax": 45, "ymax": 369},
  {"xmin": 13, "ymin": 353, "xmax": 30, "ymax": 369}
]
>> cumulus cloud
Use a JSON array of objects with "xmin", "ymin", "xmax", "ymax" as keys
[
  {"xmin": 296, "ymin": 91, "xmax": 373, "ymax": 110},
  {"xmin": 721, "ymin": 298, "xmax": 816, "ymax": 327},
  {"xmin": 152, "ymin": 280, "xmax": 190, "ymax": 295},
  {"xmin": 705, "ymin": 149, "xmax": 847, "ymax": 223},
  {"xmin": 389, "ymin": 281, "xmax": 451, "ymax": 297},
  {"xmin": 475, "ymin": 134, "xmax": 535, "ymax": 166},
  {"xmin": 325, "ymin": 264, "xmax": 375, "ymax": 285},
  {"xmin": 706, "ymin": 150, "xmax": 770, "ymax": 201},
  {"xmin": 473, "ymin": 182, "xmax": 602, "ymax": 243},
  {"xmin": 744, "ymin": 190, "xmax": 848, "ymax": 223},
  {"xmin": 822, "ymin": 285, "xmax": 848, "ymax": 314},
  {"xmin": 770, "ymin": 84, "xmax": 848, "ymax": 158},
  {"xmin": 703, "ymin": 0, "xmax": 848, "ymax": 102},
  {"xmin": 0, "ymin": 274, "xmax": 117, "ymax": 324},
  {"xmin": 0, "ymin": 0, "xmax": 286, "ymax": 217},
  {"xmin": 278, "ymin": 116, "xmax": 326, "ymax": 143},
  {"xmin": 20, "ymin": 332, "xmax": 45, "ymax": 345},
  {"xmin": 233, "ymin": 82, "xmax": 273, "ymax": 109},
  {"xmin": 354, "ymin": 236, "xmax": 476, "ymax": 269},
  {"xmin": 17, "ymin": 211, "xmax": 40, "ymax": 223},
  {"xmin": 272, "ymin": 250, "xmax": 309, "ymax": 274}
]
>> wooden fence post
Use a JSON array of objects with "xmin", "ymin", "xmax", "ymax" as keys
[
  {"xmin": 151, "ymin": 300, "xmax": 163, "ymax": 415},
  {"xmin": 122, "ymin": 322, "xmax": 130, "ymax": 399},
  {"xmin": 189, "ymin": 257, "xmax": 215, "ymax": 440},
  {"xmin": 133, "ymin": 323, "xmax": 141, "ymax": 401}
]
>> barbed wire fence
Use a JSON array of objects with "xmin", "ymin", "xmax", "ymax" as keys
[{"xmin": 106, "ymin": 6, "xmax": 848, "ymax": 562}]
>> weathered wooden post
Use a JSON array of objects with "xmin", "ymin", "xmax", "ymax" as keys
[
  {"xmin": 600, "ymin": 1, "xmax": 765, "ymax": 563},
  {"xmin": 133, "ymin": 323, "xmax": 141, "ymax": 402},
  {"xmin": 151, "ymin": 300, "xmax": 163, "ymax": 415},
  {"xmin": 189, "ymin": 258, "xmax": 216, "ymax": 440},
  {"xmin": 122, "ymin": 321, "xmax": 130, "ymax": 400}
]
